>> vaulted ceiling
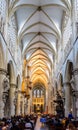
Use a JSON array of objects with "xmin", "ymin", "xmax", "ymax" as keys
[{"xmin": 9, "ymin": 0, "xmax": 71, "ymax": 87}]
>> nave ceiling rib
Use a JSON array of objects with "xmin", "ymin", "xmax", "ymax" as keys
[
  {"xmin": 9, "ymin": 0, "xmax": 71, "ymax": 87},
  {"xmin": 23, "ymin": 41, "xmax": 56, "ymax": 56}
]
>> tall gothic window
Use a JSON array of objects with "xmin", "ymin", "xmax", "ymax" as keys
[
  {"xmin": 34, "ymin": 90, "xmax": 36, "ymax": 97},
  {"xmin": 41, "ymin": 90, "xmax": 43, "ymax": 96},
  {"xmin": 37, "ymin": 89, "xmax": 40, "ymax": 97},
  {"xmin": 33, "ymin": 88, "xmax": 44, "ymax": 98}
]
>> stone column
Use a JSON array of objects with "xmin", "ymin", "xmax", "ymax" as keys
[
  {"xmin": 73, "ymin": 68, "xmax": 78, "ymax": 90},
  {"xmin": 70, "ymin": 76, "xmax": 76, "ymax": 118},
  {"xmin": 72, "ymin": 0, "xmax": 76, "ymax": 42},
  {"xmin": 19, "ymin": 93, "xmax": 24, "ymax": 116},
  {"xmin": 71, "ymin": 90, "xmax": 78, "ymax": 118},
  {"xmin": 25, "ymin": 99, "xmax": 28, "ymax": 114},
  {"xmin": 29, "ymin": 90, "xmax": 32, "ymax": 113},
  {"xmin": 46, "ymin": 86, "xmax": 49, "ymax": 114},
  {"xmin": 16, "ymin": 90, "xmax": 21, "ymax": 115},
  {"xmin": 48, "ymin": 87, "xmax": 51, "ymax": 113},
  {"xmin": 0, "ymin": 68, "xmax": 7, "ymax": 118},
  {"xmin": 72, "ymin": 92, "xmax": 77, "ymax": 118},
  {"xmin": 10, "ymin": 83, "xmax": 16, "ymax": 116},
  {"xmin": 73, "ymin": 68, "xmax": 78, "ymax": 117},
  {"xmin": 24, "ymin": 97, "xmax": 27, "ymax": 115},
  {"xmin": 28, "ymin": 99, "xmax": 30, "ymax": 114},
  {"xmin": 63, "ymin": 82, "xmax": 71, "ymax": 117},
  {"xmin": 22, "ymin": 95, "xmax": 25, "ymax": 116}
]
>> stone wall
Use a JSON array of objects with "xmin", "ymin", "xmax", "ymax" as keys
[{"xmin": 0, "ymin": 0, "xmax": 22, "ymax": 117}]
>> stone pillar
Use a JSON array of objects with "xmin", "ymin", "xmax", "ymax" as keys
[
  {"xmin": 0, "ymin": 68, "xmax": 7, "ymax": 118},
  {"xmin": 72, "ymin": 92, "xmax": 76, "ymax": 118},
  {"xmin": 70, "ymin": 76, "xmax": 76, "ymax": 118},
  {"xmin": 73, "ymin": 68, "xmax": 78, "ymax": 117},
  {"xmin": 46, "ymin": 87, "xmax": 49, "ymax": 114},
  {"xmin": 10, "ymin": 83, "xmax": 16, "ymax": 116},
  {"xmin": 28, "ymin": 99, "xmax": 30, "ymax": 114},
  {"xmin": 16, "ymin": 90, "xmax": 21, "ymax": 115},
  {"xmin": 20, "ymin": 94, "xmax": 22, "ymax": 115},
  {"xmin": 48, "ymin": 89, "xmax": 51, "ymax": 113},
  {"xmin": 72, "ymin": 0, "xmax": 76, "ymax": 42},
  {"xmin": 30, "ymin": 90, "xmax": 32, "ymax": 113},
  {"xmin": 71, "ymin": 91, "xmax": 78, "ymax": 118},
  {"xmin": 63, "ymin": 82, "xmax": 71, "ymax": 117},
  {"xmin": 20, "ymin": 93, "xmax": 24, "ymax": 116},
  {"xmin": 22, "ymin": 95, "xmax": 25, "ymax": 116},
  {"xmin": 24, "ymin": 97, "xmax": 27, "ymax": 115},
  {"xmin": 73, "ymin": 68, "xmax": 78, "ymax": 90},
  {"xmin": 24, "ymin": 98, "xmax": 27, "ymax": 114}
]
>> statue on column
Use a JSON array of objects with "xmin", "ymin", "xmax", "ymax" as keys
[
  {"xmin": 54, "ymin": 91, "xmax": 64, "ymax": 118},
  {"xmin": 2, "ymin": 76, "xmax": 10, "ymax": 116},
  {"xmin": 13, "ymin": 89, "xmax": 18, "ymax": 115},
  {"xmin": 2, "ymin": 76, "xmax": 10, "ymax": 103}
]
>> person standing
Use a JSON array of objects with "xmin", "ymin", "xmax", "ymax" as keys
[{"xmin": 68, "ymin": 111, "xmax": 74, "ymax": 120}]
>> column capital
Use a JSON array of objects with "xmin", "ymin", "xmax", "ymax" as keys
[
  {"xmin": 73, "ymin": 68, "xmax": 78, "ymax": 75},
  {"xmin": 0, "ymin": 68, "xmax": 7, "ymax": 75}
]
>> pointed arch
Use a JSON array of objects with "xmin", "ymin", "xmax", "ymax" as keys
[
  {"xmin": 64, "ymin": 60, "xmax": 73, "ymax": 82},
  {"xmin": 7, "ymin": 61, "xmax": 16, "ymax": 84}
]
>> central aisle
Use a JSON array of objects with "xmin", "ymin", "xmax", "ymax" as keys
[{"xmin": 34, "ymin": 116, "xmax": 49, "ymax": 130}]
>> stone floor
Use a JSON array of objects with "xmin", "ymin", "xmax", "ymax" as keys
[{"xmin": 34, "ymin": 117, "xmax": 49, "ymax": 130}]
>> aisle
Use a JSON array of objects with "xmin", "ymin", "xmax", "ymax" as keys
[{"xmin": 34, "ymin": 116, "xmax": 49, "ymax": 130}]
